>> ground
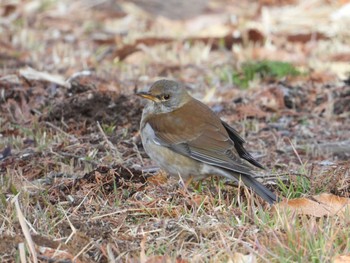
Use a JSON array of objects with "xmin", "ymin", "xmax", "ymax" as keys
[{"xmin": 0, "ymin": 0, "xmax": 350, "ymax": 262}]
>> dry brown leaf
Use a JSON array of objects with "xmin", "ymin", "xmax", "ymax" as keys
[
  {"xmin": 19, "ymin": 67, "xmax": 69, "ymax": 88},
  {"xmin": 274, "ymin": 193, "xmax": 350, "ymax": 217},
  {"xmin": 190, "ymin": 194, "xmax": 209, "ymax": 206},
  {"xmin": 334, "ymin": 255, "xmax": 350, "ymax": 263},
  {"xmin": 147, "ymin": 171, "xmax": 168, "ymax": 185}
]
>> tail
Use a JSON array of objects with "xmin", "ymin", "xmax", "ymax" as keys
[
  {"xmin": 231, "ymin": 172, "xmax": 277, "ymax": 205},
  {"xmin": 213, "ymin": 167, "xmax": 278, "ymax": 205},
  {"xmin": 223, "ymin": 169, "xmax": 278, "ymax": 205}
]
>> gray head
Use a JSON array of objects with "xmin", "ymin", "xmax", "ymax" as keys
[{"xmin": 137, "ymin": 79, "xmax": 191, "ymax": 113}]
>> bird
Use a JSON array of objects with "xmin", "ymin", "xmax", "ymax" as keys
[{"xmin": 137, "ymin": 79, "xmax": 277, "ymax": 205}]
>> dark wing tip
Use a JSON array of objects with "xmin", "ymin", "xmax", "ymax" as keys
[
  {"xmin": 221, "ymin": 120, "xmax": 265, "ymax": 169},
  {"xmin": 240, "ymin": 152, "xmax": 265, "ymax": 169}
]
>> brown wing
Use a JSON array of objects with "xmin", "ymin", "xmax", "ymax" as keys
[{"xmin": 144, "ymin": 99, "xmax": 256, "ymax": 176}]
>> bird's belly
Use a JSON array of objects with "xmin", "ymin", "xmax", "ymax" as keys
[{"xmin": 141, "ymin": 124, "xmax": 205, "ymax": 181}]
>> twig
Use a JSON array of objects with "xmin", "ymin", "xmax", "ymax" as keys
[
  {"xmin": 13, "ymin": 194, "xmax": 38, "ymax": 263},
  {"xmin": 18, "ymin": 243, "xmax": 26, "ymax": 263},
  {"xmin": 287, "ymin": 138, "xmax": 303, "ymax": 166},
  {"xmin": 59, "ymin": 205, "xmax": 77, "ymax": 244},
  {"xmin": 92, "ymin": 207, "xmax": 161, "ymax": 220},
  {"xmin": 73, "ymin": 240, "xmax": 94, "ymax": 262},
  {"xmin": 107, "ymin": 243, "xmax": 116, "ymax": 263},
  {"xmin": 254, "ymin": 172, "xmax": 308, "ymax": 179}
]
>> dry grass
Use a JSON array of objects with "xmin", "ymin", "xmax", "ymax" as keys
[{"xmin": 1, "ymin": 167, "xmax": 349, "ymax": 262}]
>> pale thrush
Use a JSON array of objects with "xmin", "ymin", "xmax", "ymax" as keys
[{"xmin": 137, "ymin": 79, "xmax": 277, "ymax": 204}]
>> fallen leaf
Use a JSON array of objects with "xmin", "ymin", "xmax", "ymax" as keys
[
  {"xmin": 189, "ymin": 194, "xmax": 209, "ymax": 206},
  {"xmin": 274, "ymin": 193, "xmax": 350, "ymax": 217},
  {"xmin": 19, "ymin": 67, "xmax": 69, "ymax": 88},
  {"xmin": 147, "ymin": 171, "xmax": 168, "ymax": 185},
  {"xmin": 334, "ymin": 255, "xmax": 350, "ymax": 263}
]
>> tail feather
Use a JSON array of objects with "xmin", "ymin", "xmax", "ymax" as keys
[
  {"xmin": 214, "ymin": 167, "xmax": 278, "ymax": 205},
  {"xmin": 239, "ymin": 174, "xmax": 277, "ymax": 205}
]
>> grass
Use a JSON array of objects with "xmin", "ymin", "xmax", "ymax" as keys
[
  {"xmin": 232, "ymin": 60, "xmax": 301, "ymax": 88},
  {"xmin": 271, "ymin": 214, "xmax": 350, "ymax": 262},
  {"xmin": 1, "ymin": 159, "xmax": 349, "ymax": 262},
  {"xmin": 277, "ymin": 174, "xmax": 311, "ymax": 199},
  {"xmin": 1, "ymin": 97, "xmax": 348, "ymax": 263},
  {"xmin": 101, "ymin": 123, "xmax": 117, "ymax": 136}
]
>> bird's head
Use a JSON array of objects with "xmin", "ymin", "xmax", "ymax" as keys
[{"xmin": 137, "ymin": 79, "xmax": 191, "ymax": 113}]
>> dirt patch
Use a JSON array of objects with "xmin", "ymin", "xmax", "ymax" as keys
[
  {"xmin": 44, "ymin": 92, "xmax": 142, "ymax": 133},
  {"xmin": 49, "ymin": 164, "xmax": 147, "ymax": 203},
  {"xmin": 0, "ymin": 74, "xmax": 143, "ymax": 137}
]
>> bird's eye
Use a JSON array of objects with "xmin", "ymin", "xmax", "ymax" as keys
[{"xmin": 163, "ymin": 94, "xmax": 170, "ymax": 100}]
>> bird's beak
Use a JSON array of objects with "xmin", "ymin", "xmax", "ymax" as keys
[{"xmin": 136, "ymin": 92, "xmax": 158, "ymax": 102}]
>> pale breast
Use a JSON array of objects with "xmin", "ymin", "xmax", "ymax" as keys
[{"xmin": 141, "ymin": 122, "xmax": 206, "ymax": 181}]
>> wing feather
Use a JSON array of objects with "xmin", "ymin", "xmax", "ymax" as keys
[
  {"xmin": 221, "ymin": 121, "xmax": 265, "ymax": 169},
  {"xmin": 146, "ymin": 99, "xmax": 257, "ymax": 176}
]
